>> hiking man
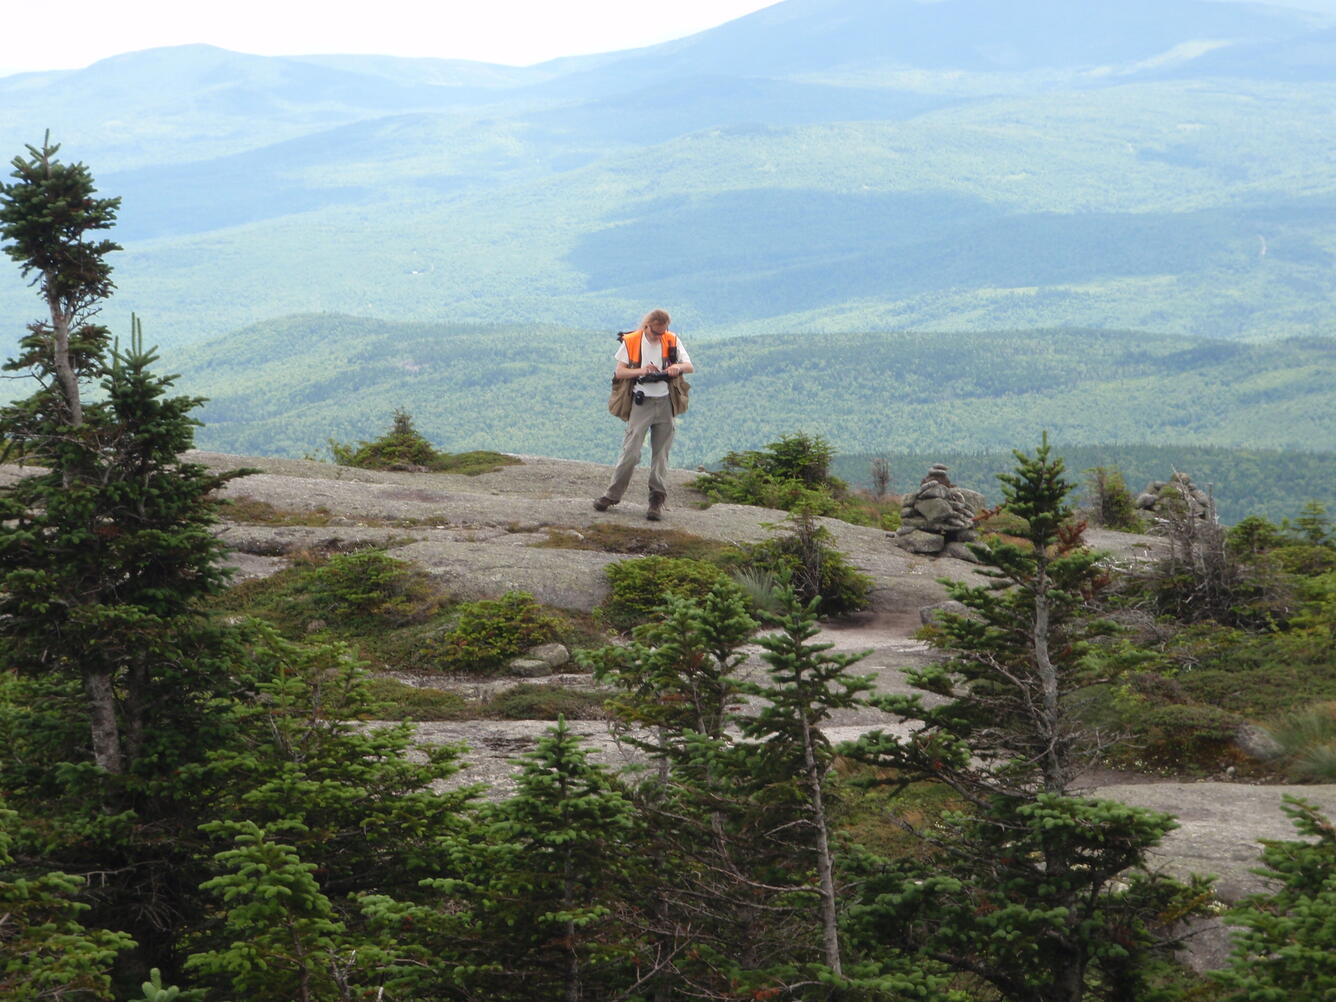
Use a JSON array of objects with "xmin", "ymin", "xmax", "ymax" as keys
[{"xmin": 594, "ymin": 309, "xmax": 694, "ymax": 521}]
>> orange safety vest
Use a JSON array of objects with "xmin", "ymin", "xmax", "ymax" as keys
[{"xmin": 621, "ymin": 329, "xmax": 678, "ymax": 368}]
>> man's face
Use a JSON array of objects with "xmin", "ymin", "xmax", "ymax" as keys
[{"xmin": 647, "ymin": 319, "xmax": 668, "ymax": 336}]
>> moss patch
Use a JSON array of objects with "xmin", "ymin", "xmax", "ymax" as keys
[{"xmin": 534, "ymin": 522, "xmax": 739, "ymax": 563}]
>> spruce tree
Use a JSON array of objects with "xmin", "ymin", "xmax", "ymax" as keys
[
  {"xmin": 738, "ymin": 587, "xmax": 875, "ymax": 980},
  {"xmin": 369, "ymin": 719, "xmax": 645, "ymax": 1002},
  {"xmin": 0, "ymin": 807, "xmax": 134, "ymax": 1001},
  {"xmin": 845, "ymin": 436, "xmax": 1206, "ymax": 1002},
  {"xmin": 585, "ymin": 585, "xmax": 775, "ymax": 998},
  {"xmin": 1213, "ymin": 798, "xmax": 1336, "ymax": 1001},
  {"xmin": 0, "ymin": 139, "xmax": 252, "ymax": 991},
  {"xmin": 184, "ymin": 822, "xmax": 362, "ymax": 1002},
  {"xmin": 0, "ymin": 140, "xmax": 244, "ymax": 777}
]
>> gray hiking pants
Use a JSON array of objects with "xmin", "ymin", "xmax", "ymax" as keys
[{"xmin": 604, "ymin": 394, "xmax": 676, "ymax": 501}]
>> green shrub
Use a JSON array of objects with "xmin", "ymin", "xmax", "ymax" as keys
[
  {"xmin": 330, "ymin": 408, "xmax": 440, "ymax": 469},
  {"xmin": 1120, "ymin": 702, "xmax": 1244, "ymax": 773},
  {"xmin": 329, "ymin": 408, "xmax": 518, "ymax": 475},
  {"xmin": 693, "ymin": 433, "xmax": 905, "ymax": 529},
  {"xmin": 417, "ymin": 592, "xmax": 564, "ymax": 674},
  {"xmin": 365, "ymin": 677, "xmax": 469, "ymax": 720},
  {"xmin": 734, "ymin": 509, "xmax": 872, "ymax": 617},
  {"xmin": 1271, "ymin": 543, "xmax": 1336, "ymax": 577},
  {"xmin": 1229, "ymin": 515, "xmax": 1289, "ymax": 557},
  {"xmin": 1083, "ymin": 466, "xmax": 1144, "ymax": 531},
  {"xmin": 306, "ymin": 549, "xmax": 441, "ymax": 627},
  {"xmin": 695, "ymin": 433, "xmax": 844, "ymax": 506},
  {"xmin": 484, "ymin": 684, "xmax": 607, "ymax": 720},
  {"xmin": 601, "ymin": 557, "xmax": 736, "ymax": 630}
]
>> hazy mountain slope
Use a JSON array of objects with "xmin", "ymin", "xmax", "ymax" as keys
[
  {"xmin": 0, "ymin": 45, "xmax": 518, "ymax": 171},
  {"xmin": 37, "ymin": 78, "xmax": 1328, "ymax": 347},
  {"xmin": 172, "ymin": 315, "xmax": 1336, "ymax": 467},
  {"xmin": 532, "ymin": 0, "xmax": 1316, "ymax": 92},
  {"xmin": 3, "ymin": 0, "xmax": 1336, "ymax": 354}
]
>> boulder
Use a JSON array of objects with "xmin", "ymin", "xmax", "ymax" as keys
[
  {"xmin": 919, "ymin": 600, "xmax": 970, "ymax": 625},
  {"xmin": 527, "ymin": 643, "xmax": 571, "ymax": 669},
  {"xmin": 898, "ymin": 530, "xmax": 945, "ymax": 554},
  {"xmin": 1233, "ymin": 723, "xmax": 1281, "ymax": 761},
  {"xmin": 914, "ymin": 497, "xmax": 956, "ymax": 522},
  {"xmin": 506, "ymin": 657, "xmax": 553, "ymax": 678},
  {"xmin": 943, "ymin": 541, "xmax": 981, "ymax": 563}
]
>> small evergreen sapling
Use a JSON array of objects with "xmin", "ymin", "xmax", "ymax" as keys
[
  {"xmin": 739, "ymin": 587, "xmax": 875, "ymax": 980},
  {"xmin": 1213, "ymin": 797, "xmax": 1336, "ymax": 1001},
  {"xmin": 185, "ymin": 822, "xmax": 360, "ymax": 1002},
  {"xmin": 372, "ymin": 719, "xmax": 646, "ymax": 1002}
]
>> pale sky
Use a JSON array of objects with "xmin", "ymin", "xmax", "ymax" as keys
[{"xmin": 0, "ymin": 0, "xmax": 784, "ymax": 77}]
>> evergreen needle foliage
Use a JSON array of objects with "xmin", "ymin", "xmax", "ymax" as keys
[
  {"xmin": 845, "ymin": 435, "xmax": 1209, "ymax": 1002},
  {"xmin": 329, "ymin": 407, "xmax": 518, "ymax": 474},
  {"xmin": 1213, "ymin": 798, "xmax": 1336, "ymax": 1001}
]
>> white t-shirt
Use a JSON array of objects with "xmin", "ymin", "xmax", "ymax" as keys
[{"xmin": 615, "ymin": 334, "xmax": 692, "ymax": 398}]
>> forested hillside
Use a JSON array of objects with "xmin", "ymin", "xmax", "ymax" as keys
[{"xmin": 175, "ymin": 313, "xmax": 1336, "ymax": 522}]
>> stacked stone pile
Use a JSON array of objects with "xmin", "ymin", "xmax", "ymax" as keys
[
  {"xmin": 1135, "ymin": 472, "xmax": 1214, "ymax": 524},
  {"xmin": 894, "ymin": 464, "xmax": 987, "ymax": 561}
]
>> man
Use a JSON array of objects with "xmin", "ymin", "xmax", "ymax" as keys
[{"xmin": 594, "ymin": 309, "xmax": 694, "ymax": 521}]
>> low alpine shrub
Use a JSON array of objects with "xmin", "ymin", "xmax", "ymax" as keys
[
  {"xmin": 416, "ymin": 592, "xmax": 565, "ymax": 673},
  {"xmin": 601, "ymin": 556, "xmax": 737, "ymax": 630}
]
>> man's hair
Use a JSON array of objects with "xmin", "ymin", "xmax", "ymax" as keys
[{"xmin": 641, "ymin": 308, "xmax": 671, "ymax": 328}]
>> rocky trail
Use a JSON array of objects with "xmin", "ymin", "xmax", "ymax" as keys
[{"xmin": 177, "ymin": 452, "xmax": 1336, "ymax": 966}]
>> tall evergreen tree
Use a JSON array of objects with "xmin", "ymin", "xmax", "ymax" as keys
[
  {"xmin": 586, "ymin": 586, "xmax": 780, "ymax": 998},
  {"xmin": 0, "ymin": 138, "xmax": 254, "ymax": 991},
  {"xmin": 0, "ymin": 139, "xmax": 245, "ymax": 777},
  {"xmin": 846, "ymin": 436, "xmax": 1206, "ymax": 1002},
  {"xmin": 0, "ymin": 133, "xmax": 117, "ymax": 438}
]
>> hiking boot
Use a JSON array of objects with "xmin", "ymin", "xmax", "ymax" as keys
[
  {"xmin": 593, "ymin": 496, "xmax": 618, "ymax": 512},
  {"xmin": 646, "ymin": 492, "xmax": 666, "ymax": 521}
]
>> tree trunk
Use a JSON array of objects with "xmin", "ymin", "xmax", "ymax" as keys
[
  {"xmin": 563, "ymin": 857, "xmax": 580, "ymax": 1002},
  {"xmin": 46, "ymin": 297, "xmax": 84, "ymax": 426},
  {"xmin": 1032, "ymin": 555, "xmax": 1065, "ymax": 796},
  {"xmin": 84, "ymin": 669, "xmax": 122, "ymax": 775},
  {"xmin": 802, "ymin": 711, "xmax": 842, "ymax": 977},
  {"xmin": 123, "ymin": 659, "xmax": 148, "ymax": 764},
  {"xmin": 1042, "ymin": 948, "xmax": 1087, "ymax": 1002}
]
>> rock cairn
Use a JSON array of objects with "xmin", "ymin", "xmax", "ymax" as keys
[
  {"xmin": 1135, "ymin": 472, "xmax": 1214, "ymax": 524},
  {"xmin": 894, "ymin": 464, "xmax": 986, "ymax": 561}
]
